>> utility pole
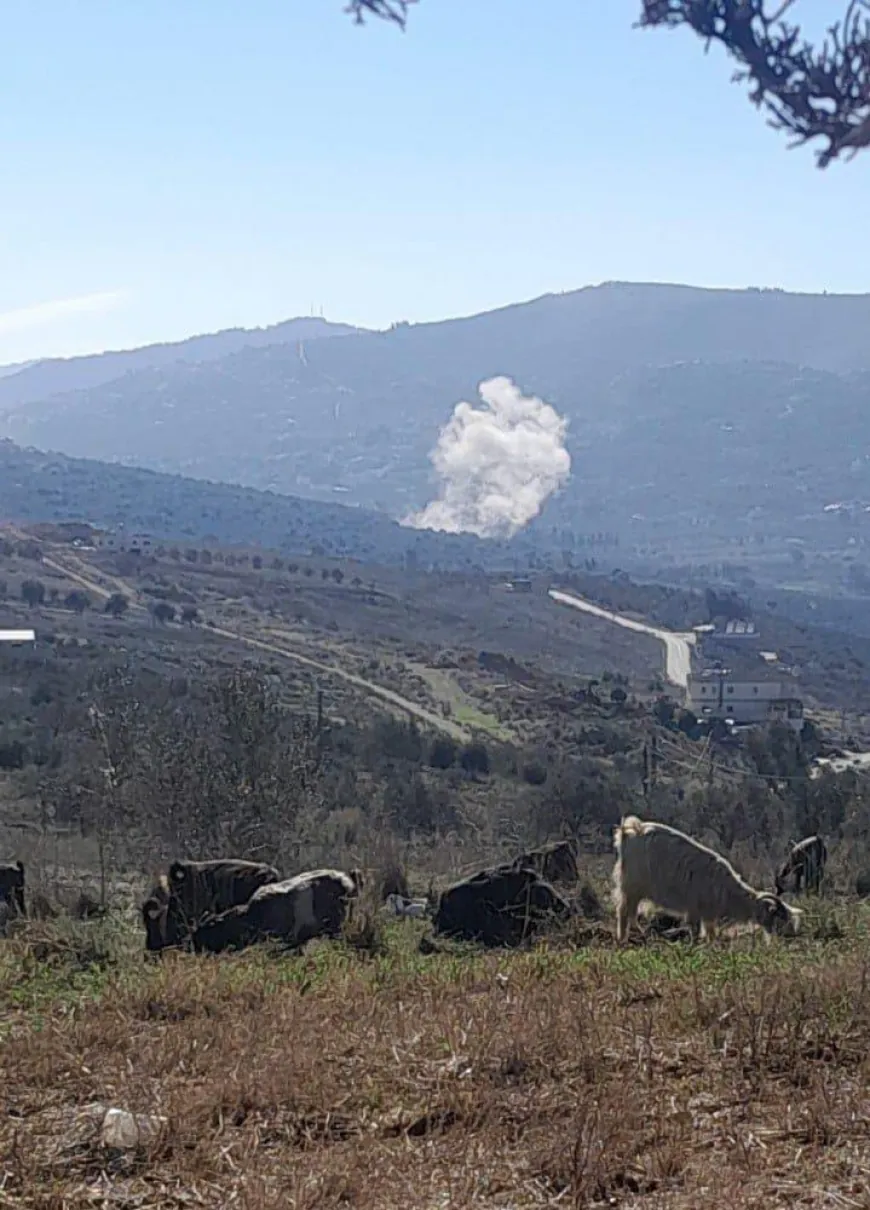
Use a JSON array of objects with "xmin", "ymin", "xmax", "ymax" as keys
[
  {"xmin": 642, "ymin": 742, "xmax": 649, "ymax": 798},
  {"xmin": 642, "ymin": 733, "xmax": 660, "ymax": 799}
]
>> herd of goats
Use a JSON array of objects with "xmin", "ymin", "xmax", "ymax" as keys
[{"xmin": 0, "ymin": 818, "xmax": 828, "ymax": 954}]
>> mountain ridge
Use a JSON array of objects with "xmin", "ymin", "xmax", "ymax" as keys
[
  {"xmin": 3, "ymin": 281, "xmax": 869, "ymax": 578},
  {"xmin": 0, "ymin": 315, "xmax": 363, "ymax": 412}
]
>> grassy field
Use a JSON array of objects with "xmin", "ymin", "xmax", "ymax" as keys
[{"xmin": 2, "ymin": 900, "xmax": 870, "ymax": 1208}]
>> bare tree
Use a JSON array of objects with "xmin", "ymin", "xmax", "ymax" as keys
[
  {"xmin": 41, "ymin": 666, "xmax": 327, "ymax": 876},
  {"xmin": 134, "ymin": 668, "xmax": 326, "ymax": 865},
  {"xmin": 347, "ymin": 0, "xmax": 870, "ymax": 168}
]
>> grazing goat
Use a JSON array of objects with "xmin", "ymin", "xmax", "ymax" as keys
[
  {"xmin": 613, "ymin": 815, "xmax": 801, "ymax": 943},
  {"xmin": 775, "ymin": 835, "xmax": 827, "ymax": 896},
  {"xmin": 141, "ymin": 858, "xmax": 281, "ymax": 952},
  {"xmin": 192, "ymin": 868, "xmax": 358, "ymax": 953}
]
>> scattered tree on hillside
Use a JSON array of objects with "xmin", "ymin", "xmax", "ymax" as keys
[
  {"xmin": 0, "ymin": 739, "xmax": 26, "ymax": 770},
  {"xmin": 705, "ymin": 586, "xmax": 751, "ymax": 623},
  {"xmin": 460, "ymin": 740, "xmax": 490, "ymax": 778},
  {"xmin": 151, "ymin": 601, "xmax": 176, "ymax": 625},
  {"xmin": 20, "ymin": 579, "xmax": 45, "ymax": 607},
  {"xmin": 521, "ymin": 758, "xmax": 548, "ymax": 786},
  {"xmin": 347, "ymin": 0, "xmax": 870, "ymax": 167},
  {"xmin": 428, "ymin": 736, "xmax": 457, "ymax": 770},
  {"xmin": 64, "ymin": 590, "xmax": 91, "ymax": 615},
  {"xmin": 385, "ymin": 769, "xmax": 458, "ymax": 835},
  {"xmin": 104, "ymin": 593, "xmax": 129, "ymax": 618},
  {"xmin": 181, "ymin": 604, "xmax": 200, "ymax": 626}
]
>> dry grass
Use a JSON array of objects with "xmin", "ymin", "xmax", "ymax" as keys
[{"xmin": 2, "ymin": 904, "xmax": 870, "ymax": 1208}]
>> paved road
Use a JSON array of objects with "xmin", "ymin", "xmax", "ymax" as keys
[{"xmin": 548, "ymin": 588, "xmax": 696, "ymax": 691}]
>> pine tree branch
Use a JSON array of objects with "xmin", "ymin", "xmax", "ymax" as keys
[
  {"xmin": 345, "ymin": 0, "xmax": 415, "ymax": 27},
  {"xmin": 638, "ymin": 1, "xmax": 870, "ymax": 166}
]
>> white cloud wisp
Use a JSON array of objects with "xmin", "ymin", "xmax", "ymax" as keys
[{"xmin": 0, "ymin": 290, "xmax": 129, "ymax": 338}]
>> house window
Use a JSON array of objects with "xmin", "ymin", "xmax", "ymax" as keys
[
  {"xmin": 727, "ymin": 686, "xmax": 734, "ymax": 694},
  {"xmin": 726, "ymin": 706, "xmax": 734, "ymax": 714},
  {"xmin": 753, "ymin": 686, "xmax": 759, "ymax": 694}
]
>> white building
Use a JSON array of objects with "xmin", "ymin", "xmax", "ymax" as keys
[
  {"xmin": 688, "ymin": 670, "xmax": 803, "ymax": 732},
  {"xmin": 0, "ymin": 630, "xmax": 35, "ymax": 644}
]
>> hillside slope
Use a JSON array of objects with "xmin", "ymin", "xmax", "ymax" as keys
[{"xmin": 0, "ymin": 438, "xmax": 519, "ymax": 569}]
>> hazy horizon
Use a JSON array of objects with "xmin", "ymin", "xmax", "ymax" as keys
[{"xmin": 4, "ymin": 275, "xmax": 870, "ymax": 370}]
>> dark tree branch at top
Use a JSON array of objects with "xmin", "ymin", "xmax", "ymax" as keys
[
  {"xmin": 638, "ymin": 1, "xmax": 870, "ymax": 167},
  {"xmin": 345, "ymin": 0, "xmax": 415, "ymax": 26},
  {"xmin": 345, "ymin": 0, "xmax": 870, "ymax": 168}
]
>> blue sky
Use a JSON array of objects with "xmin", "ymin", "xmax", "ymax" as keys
[{"xmin": 1, "ymin": 0, "xmax": 867, "ymax": 363}]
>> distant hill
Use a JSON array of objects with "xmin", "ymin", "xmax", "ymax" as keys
[
  {"xmin": 0, "ymin": 316, "xmax": 362, "ymax": 412},
  {"xmin": 2, "ymin": 282, "xmax": 870, "ymax": 570}
]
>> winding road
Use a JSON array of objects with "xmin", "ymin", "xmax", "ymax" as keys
[
  {"xmin": 30, "ymin": 541, "xmax": 471, "ymax": 742},
  {"xmin": 28, "ymin": 534, "xmax": 692, "ymax": 730},
  {"xmin": 548, "ymin": 588, "xmax": 696, "ymax": 692},
  {"xmin": 209, "ymin": 624, "xmax": 471, "ymax": 742}
]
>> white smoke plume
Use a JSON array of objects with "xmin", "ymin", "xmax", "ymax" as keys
[{"xmin": 407, "ymin": 375, "xmax": 571, "ymax": 539}]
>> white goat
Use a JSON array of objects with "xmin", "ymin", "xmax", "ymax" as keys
[{"xmin": 612, "ymin": 815, "xmax": 802, "ymax": 943}]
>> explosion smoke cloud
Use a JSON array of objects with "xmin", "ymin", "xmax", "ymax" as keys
[{"xmin": 407, "ymin": 375, "xmax": 571, "ymax": 539}]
